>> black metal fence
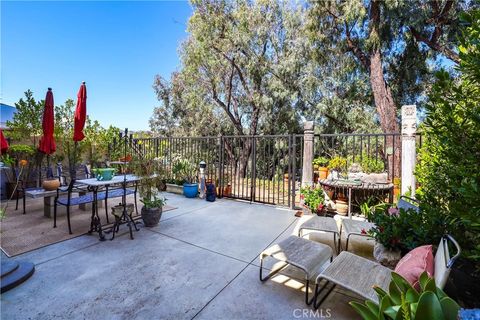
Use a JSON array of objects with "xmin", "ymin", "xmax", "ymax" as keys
[{"xmin": 129, "ymin": 132, "xmax": 422, "ymax": 209}]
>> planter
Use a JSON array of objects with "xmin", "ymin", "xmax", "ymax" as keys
[
  {"xmin": 318, "ymin": 167, "xmax": 329, "ymax": 180},
  {"xmin": 183, "ymin": 183, "xmax": 198, "ymax": 198},
  {"xmin": 373, "ymin": 242, "xmax": 401, "ymax": 269},
  {"xmin": 42, "ymin": 179, "xmax": 60, "ymax": 191},
  {"xmin": 223, "ymin": 184, "xmax": 232, "ymax": 197},
  {"xmin": 92, "ymin": 168, "xmax": 116, "ymax": 181},
  {"xmin": 335, "ymin": 199, "xmax": 348, "ymax": 215},
  {"xmin": 141, "ymin": 206, "xmax": 162, "ymax": 227},
  {"xmin": 166, "ymin": 183, "xmax": 183, "ymax": 195}
]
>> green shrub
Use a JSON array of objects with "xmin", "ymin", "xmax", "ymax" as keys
[
  {"xmin": 359, "ymin": 154, "xmax": 384, "ymax": 174},
  {"xmin": 367, "ymin": 204, "xmax": 440, "ymax": 253},
  {"xmin": 313, "ymin": 156, "xmax": 329, "ymax": 168},
  {"xmin": 327, "ymin": 156, "xmax": 347, "ymax": 172},
  {"xmin": 416, "ymin": 10, "xmax": 480, "ymax": 264},
  {"xmin": 300, "ymin": 186, "xmax": 325, "ymax": 213}
]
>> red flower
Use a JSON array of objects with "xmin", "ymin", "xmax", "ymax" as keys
[
  {"xmin": 379, "ymin": 226, "xmax": 384, "ymax": 233},
  {"xmin": 361, "ymin": 228, "xmax": 367, "ymax": 235}
]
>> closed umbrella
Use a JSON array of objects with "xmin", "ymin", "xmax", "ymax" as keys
[
  {"xmin": 0, "ymin": 129, "xmax": 9, "ymax": 154},
  {"xmin": 39, "ymin": 88, "xmax": 56, "ymax": 176},
  {"xmin": 72, "ymin": 82, "xmax": 87, "ymax": 179},
  {"xmin": 73, "ymin": 81, "xmax": 87, "ymax": 142}
]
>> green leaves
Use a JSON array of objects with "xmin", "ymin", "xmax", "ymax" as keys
[
  {"xmin": 350, "ymin": 272, "xmax": 460, "ymax": 320},
  {"xmin": 300, "ymin": 186, "xmax": 325, "ymax": 213},
  {"xmin": 416, "ymin": 9, "xmax": 480, "ymax": 265}
]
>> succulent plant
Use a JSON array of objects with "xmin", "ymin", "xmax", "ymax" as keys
[{"xmin": 349, "ymin": 272, "xmax": 460, "ymax": 320}]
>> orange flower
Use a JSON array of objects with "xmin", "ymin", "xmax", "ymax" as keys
[{"xmin": 19, "ymin": 159, "xmax": 28, "ymax": 167}]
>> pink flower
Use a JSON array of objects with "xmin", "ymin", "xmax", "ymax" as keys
[{"xmin": 388, "ymin": 207, "xmax": 399, "ymax": 216}]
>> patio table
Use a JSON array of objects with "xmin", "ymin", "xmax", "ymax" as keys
[
  {"xmin": 75, "ymin": 174, "xmax": 140, "ymax": 241},
  {"xmin": 318, "ymin": 179, "xmax": 393, "ymax": 218}
]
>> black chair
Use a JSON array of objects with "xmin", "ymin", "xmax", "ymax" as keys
[
  {"xmin": 53, "ymin": 171, "xmax": 138, "ymax": 234},
  {"xmin": 53, "ymin": 177, "xmax": 107, "ymax": 234},
  {"xmin": 15, "ymin": 166, "xmax": 57, "ymax": 215}
]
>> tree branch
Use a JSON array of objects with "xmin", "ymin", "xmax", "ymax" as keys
[{"xmin": 409, "ymin": 0, "xmax": 459, "ymax": 63}]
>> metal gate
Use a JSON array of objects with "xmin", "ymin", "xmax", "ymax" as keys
[
  {"xmin": 131, "ymin": 134, "xmax": 303, "ymax": 208},
  {"xmin": 219, "ymin": 135, "xmax": 302, "ymax": 208}
]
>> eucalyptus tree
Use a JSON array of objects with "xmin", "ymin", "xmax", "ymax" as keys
[
  {"xmin": 152, "ymin": 0, "xmax": 307, "ymax": 176},
  {"xmin": 307, "ymin": 0, "xmax": 472, "ymax": 176}
]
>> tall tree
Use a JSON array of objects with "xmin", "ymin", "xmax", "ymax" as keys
[
  {"xmin": 151, "ymin": 0, "xmax": 307, "ymax": 176},
  {"xmin": 307, "ymin": 0, "xmax": 470, "ymax": 175}
]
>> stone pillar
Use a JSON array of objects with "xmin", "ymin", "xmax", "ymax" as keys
[
  {"xmin": 301, "ymin": 121, "xmax": 314, "ymax": 187},
  {"xmin": 401, "ymin": 105, "xmax": 417, "ymax": 196}
]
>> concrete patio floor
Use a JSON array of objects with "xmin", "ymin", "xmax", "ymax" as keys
[{"xmin": 1, "ymin": 193, "xmax": 368, "ymax": 319}]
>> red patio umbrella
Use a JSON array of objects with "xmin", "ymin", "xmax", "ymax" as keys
[
  {"xmin": 38, "ymin": 88, "xmax": 56, "ymax": 155},
  {"xmin": 71, "ymin": 82, "xmax": 87, "ymax": 179},
  {"xmin": 73, "ymin": 81, "xmax": 87, "ymax": 142},
  {"xmin": 0, "ymin": 129, "xmax": 9, "ymax": 154}
]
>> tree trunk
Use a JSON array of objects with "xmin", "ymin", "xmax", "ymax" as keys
[
  {"xmin": 369, "ymin": 50, "xmax": 401, "ymax": 178},
  {"xmin": 237, "ymin": 138, "xmax": 252, "ymax": 179}
]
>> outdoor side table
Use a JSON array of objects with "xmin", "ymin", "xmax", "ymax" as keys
[
  {"xmin": 25, "ymin": 189, "xmax": 64, "ymax": 218},
  {"xmin": 318, "ymin": 179, "xmax": 394, "ymax": 218},
  {"xmin": 341, "ymin": 219, "xmax": 375, "ymax": 252},
  {"xmin": 260, "ymin": 235, "xmax": 333, "ymax": 305},
  {"xmin": 298, "ymin": 216, "xmax": 340, "ymax": 254}
]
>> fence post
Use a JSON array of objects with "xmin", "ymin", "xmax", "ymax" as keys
[
  {"xmin": 401, "ymin": 105, "xmax": 417, "ymax": 197},
  {"xmin": 301, "ymin": 121, "xmax": 314, "ymax": 187}
]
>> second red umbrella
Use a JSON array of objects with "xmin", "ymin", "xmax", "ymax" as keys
[
  {"xmin": 73, "ymin": 81, "xmax": 87, "ymax": 142},
  {"xmin": 38, "ymin": 88, "xmax": 56, "ymax": 155}
]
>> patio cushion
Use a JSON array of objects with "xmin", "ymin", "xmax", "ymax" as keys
[
  {"xmin": 57, "ymin": 192, "xmax": 106, "ymax": 206},
  {"xmin": 394, "ymin": 245, "xmax": 434, "ymax": 290},
  {"xmin": 106, "ymin": 188, "xmax": 135, "ymax": 198}
]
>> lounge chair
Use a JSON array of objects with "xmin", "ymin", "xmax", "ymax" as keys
[
  {"xmin": 312, "ymin": 234, "xmax": 461, "ymax": 308},
  {"xmin": 260, "ymin": 235, "xmax": 333, "ymax": 305}
]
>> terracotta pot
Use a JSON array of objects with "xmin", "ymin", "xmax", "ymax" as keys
[
  {"xmin": 318, "ymin": 167, "xmax": 329, "ymax": 180},
  {"xmin": 42, "ymin": 179, "xmax": 60, "ymax": 191},
  {"xmin": 223, "ymin": 184, "xmax": 232, "ymax": 197},
  {"xmin": 335, "ymin": 199, "xmax": 348, "ymax": 215}
]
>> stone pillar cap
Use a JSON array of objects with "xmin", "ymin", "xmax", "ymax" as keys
[{"xmin": 304, "ymin": 121, "xmax": 314, "ymax": 131}]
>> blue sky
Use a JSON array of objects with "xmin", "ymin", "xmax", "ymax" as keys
[{"xmin": 1, "ymin": 1, "xmax": 192, "ymax": 131}]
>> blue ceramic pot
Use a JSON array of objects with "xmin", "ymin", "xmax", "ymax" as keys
[{"xmin": 183, "ymin": 183, "xmax": 198, "ymax": 198}]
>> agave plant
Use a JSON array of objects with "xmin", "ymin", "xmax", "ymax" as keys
[{"xmin": 349, "ymin": 272, "xmax": 460, "ymax": 320}]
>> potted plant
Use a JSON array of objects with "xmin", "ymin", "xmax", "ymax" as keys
[
  {"xmin": 176, "ymin": 159, "xmax": 198, "ymax": 198},
  {"xmin": 313, "ymin": 156, "xmax": 330, "ymax": 180},
  {"xmin": 300, "ymin": 186, "xmax": 325, "ymax": 214},
  {"xmin": 130, "ymin": 157, "xmax": 166, "ymax": 227},
  {"xmin": 327, "ymin": 156, "xmax": 347, "ymax": 179},
  {"xmin": 367, "ymin": 203, "xmax": 432, "ymax": 268}
]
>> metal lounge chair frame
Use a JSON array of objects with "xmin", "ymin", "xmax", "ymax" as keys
[{"xmin": 312, "ymin": 234, "xmax": 461, "ymax": 309}]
